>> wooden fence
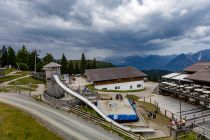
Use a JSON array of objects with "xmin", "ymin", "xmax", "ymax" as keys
[{"xmin": 42, "ymin": 93, "xmax": 145, "ymax": 140}]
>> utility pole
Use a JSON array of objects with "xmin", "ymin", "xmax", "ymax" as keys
[
  {"xmin": 34, "ymin": 49, "xmax": 40, "ymax": 72},
  {"xmin": 35, "ymin": 50, "xmax": 36, "ymax": 72},
  {"xmin": 179, "ymin": 79, "xmax": 182, "ymax": 125}
]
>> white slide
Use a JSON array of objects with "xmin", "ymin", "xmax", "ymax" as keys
[{"xmin": 54, "ymin": 75, "xmax": 154, "ymax": 133}]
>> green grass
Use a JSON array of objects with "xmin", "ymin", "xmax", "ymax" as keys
[
  {"xmin": 152, "ymin": 132, "xmax": 203, "ymax": 140},
  {"xmin": 3, "ymin": 68, "xmax": 15, "ymax": 75},
  {"xmin": 78, "ymin": 105, "xmax": 100, "ymax": 117},
  {"xmin": 0, "ymin": 75, "xmax": 26, "ymax": 83},
  {"xmin": 0, "ymin": 102, "xmax": 62, "ymax": 140},
  {"xmin": 0, "ymin": 85, "xmax": 38, "ymax": 92},
  {"xmin": 126, "ymin": 95, "xmax": 140, "ymax": 101},
  {"xmin": 8, "ymin": 77, "xmax": 45, "ymax": 85},
  {"xmin": 178, "ymin": 132, "xmax": 197, "ymax": 140},
  {"xmin": 99, "ymin": 123, "xmax": 134, "ymax": 140},
  {"xmin": 86, "ymin": 84, "xmax": 145, "ymax": 93},
  {"xmin": 137, "ymin": 101, "xmax": 171, "ymax": 135},
  {"xmin": 15, "ymin": 71, "xmax": 30, "ymax": 76},
  {"xmin": 0, "ymin": 70, "xmax": 30, "ymax": 83}
]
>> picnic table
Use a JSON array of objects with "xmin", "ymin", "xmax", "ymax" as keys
[
  {"xmin": 202, "ymin": 90, "xmax": 210, "ymax": 94},
  {"xmin": 185, "ymin": 86, "xmax": 193, "ymax": 89},
  {"xmin": 194, "ymin": 89, "xmax": 203, "ymax": 92},
  {"xmin": 194, "ymin": 85, "xmax": 201, "ymax": 88}
]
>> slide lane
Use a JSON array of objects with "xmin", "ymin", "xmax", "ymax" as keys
[{"xmin": 54, "ymin": 75, "xmax": 154, "ymax": 133}]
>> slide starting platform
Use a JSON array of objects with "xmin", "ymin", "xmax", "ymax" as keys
[{"xmin": 53, "ymin": 75, "xmax": 154, "ymax": 133}]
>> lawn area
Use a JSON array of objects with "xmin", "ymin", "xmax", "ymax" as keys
[
  {"xmin": 126, "ymin": 94, "xmax": 140, "ymax": 101},
  {"xmin": 15, "ymin": 71, "xmax": 30, "ymax": 76},
  {"xmin": 0, "ymin": 70, "xmax": 30, "ymax": 83},
  {"xmin": 8, "ymin": 77, "xmax": 45, "ymax": 85},
  {"xmin": 0, "ymin": 102, "xmax": 62, "ymax": 140},
  {"xmin": 152, "ymin": 132, "xmax": 201, "ymax": 140},
  {"xmin": 137, "ymin": 101, "xmax": 171, "ymax": 135},
  {"xmin": 3, "ymin": 68, "xmax": 15, "ymax": 75},
  {"xmin": 0, "ymin": 85, "xmax": 38, "ymax": 92},
  {"xmin": 0, "ymin": 75, "xmax": 26, "ymax": 83},
  {"xmin": 86, "ymin": 84, "xmax": 145, "ymax": 93}
]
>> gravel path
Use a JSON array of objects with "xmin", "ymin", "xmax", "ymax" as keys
[
  {"xmin": 3, "ymin": 75, "xmax": 30, "ymax": 85},
  {"xmin": 0, "ymin": 93, "xmax": 122, "ymax": 140}
]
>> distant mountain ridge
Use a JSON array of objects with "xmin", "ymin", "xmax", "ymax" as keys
[{"xmin": 108, "ymin": 49, "xmax": 210, "ymax": 71}]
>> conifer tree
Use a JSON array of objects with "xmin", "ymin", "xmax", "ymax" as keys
[
  {"xmin": 60, "ymin": 53, "xmax": 68, "ymax": 74},
  {"xmin": 80, "ymin": 53, "xmax": 86, "ymax": 74}
]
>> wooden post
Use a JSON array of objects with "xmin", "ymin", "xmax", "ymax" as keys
[
  {"xmin": 18, "ymin": 86, "xmax": 21, "ymax": 94},
  {"xmin": 111, "ymin": 122, "xmax": 113, "ymax": 130},
  {"xmin": 29, "ymin": 82, "xmax": 31, "ymax": 96},
  {"xmin": 144, "ymin": 97, "xmax": 145, "ymax": 102},
  {"xmin": 165, "ymin": 110, "xmax": 167, "ymax": 116},
  {"xmin": 150, "ymin": 98, "xmax": 151, "ymax": 103}
]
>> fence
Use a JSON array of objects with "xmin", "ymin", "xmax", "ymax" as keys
[
  {"xmin": 0, "ymin": 85, "xmax": 33, "ymax": 95},
  {"xmin": 142, "ymin": 96, "xmax": 179, "ymax": 120},
  {"xmin": 193, "ymin": 124, "xmax": 210, "ymax": 139},
  {"xmin": 42, "ymin": 93, "xmax": 145, "ymax": 140}
]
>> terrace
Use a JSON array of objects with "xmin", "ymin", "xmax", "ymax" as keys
[{"xmin": 159, "ymin": 72, "xmax": 210, "ymax": 107}]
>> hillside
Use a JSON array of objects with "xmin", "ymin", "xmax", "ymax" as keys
[
  {"xmin": 143, "ymin": 69, "xmax": 171, "ymax": 82},
  {"xmin": 108, "ymin": 49, "xmax": 210, "ymax": 71},
  {"xmin": 108, "ymin": 55, "xmax": 176, "ymax": 70},
  {"xmin": 162, "ymin": 54, "xmax": 194, "ymax": 71},
  {"xmin": 72, "ymin": 60, "xmax": 114, "ymax": 69}
]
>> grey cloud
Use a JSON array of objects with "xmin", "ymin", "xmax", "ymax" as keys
[{"xmin": 0, "ymin": 0, "xmax": 210, "ymax": 59}]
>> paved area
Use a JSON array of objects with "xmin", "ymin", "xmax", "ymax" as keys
[
  {"xmin": 152, "ymin": 95, "xmax": 203, "ymax": 115},
  {"xmin": 31, "ymin": 84, "xmax": 45, "ymax": 96},
  {"xmin": 0, "ymin": 93, "xmax": 122, "ymax": 140}
]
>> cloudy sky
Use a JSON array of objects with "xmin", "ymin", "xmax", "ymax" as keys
[{"xmin": 1, "ymin": 0, "xmax": 210, "ymax": 59}]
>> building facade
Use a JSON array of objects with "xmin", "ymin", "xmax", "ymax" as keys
[{"xmin": 85, "ymin": 66, "xmax": 146, "ymax": 91}]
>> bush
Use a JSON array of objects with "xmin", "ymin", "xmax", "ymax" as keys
[{"xmin": 18, "ymin": 63, "xmax": 29, "ymax": 71}]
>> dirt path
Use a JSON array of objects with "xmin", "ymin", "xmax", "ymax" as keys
[{"xmin": 3, "ymin": 75, "xmax": 30, "ymax": 85}]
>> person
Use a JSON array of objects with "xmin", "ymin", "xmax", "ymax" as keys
[
  {"xmin": 171, "ymin": 120, "xmax": 175, "ymax": 125},
  {"xmin": 148, "ymin": 112, "xmax": 151, "ymax": 119},
  {"xmin": 116, "ymin": 94, "xmax": 119, "ymax": 100},
  {"xmin": 182, "ymin": 118, "xmax": 186, "ymax": 126},
  {"xmin": 153, "ymin": 112, "xmax": 156, "ymax": 119}
]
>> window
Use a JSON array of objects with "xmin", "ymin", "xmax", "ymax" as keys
[
  {"xmin": 118, "ymin": 86, "xmax": 120, "ymax": 89},
  {"xmin": 137, "ymin": 84, "xmax": 142, "ymax": 88},
  {"xmin": 130, "ymin": 85, "xmax": 133, "ymax": 89},
  {"xmin": 102, "ymin": 88, "xmax": 107, "ymax": 90},
  {"xmin": 115, "ymin": 86, "xmax": 118, "ymax": 90}
]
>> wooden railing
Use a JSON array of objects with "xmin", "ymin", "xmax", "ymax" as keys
[{"xmin": 41, "ymin": 93, "xmax": 145, "ymax": 140}]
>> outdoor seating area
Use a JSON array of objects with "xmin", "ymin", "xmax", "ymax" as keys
[{"xmin": 159, "ymin": 73, "xmax": 210, "ymax": 107}]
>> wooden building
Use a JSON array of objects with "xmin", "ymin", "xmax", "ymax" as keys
[
  {"xmin": 160, "ymin": 61, "xmax": 210, "ymax": 108},
  {"xmin": 85, "ymin": 66, "xmax": 147, "ymax": 91}
]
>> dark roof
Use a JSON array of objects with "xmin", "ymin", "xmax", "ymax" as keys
[
  {"xmin": 183, "ymin": 61, "xmax": 210, "ymax": 73},
  {"xmin": 85, "ymin": 66, "xmax": 147, "ymax": 82},
  {"xmin": 186, "ymin": 68, "xmax": 210, "ymax": 83}
]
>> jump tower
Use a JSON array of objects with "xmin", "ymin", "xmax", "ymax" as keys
[{"xmin": 43, "ymin": 62, "xmax": 65, "ymax": 98}]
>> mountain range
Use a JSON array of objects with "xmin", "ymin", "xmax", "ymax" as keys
[{"xmin": 107, "ymin": 49, "xmax": 210, "ymax": 71}]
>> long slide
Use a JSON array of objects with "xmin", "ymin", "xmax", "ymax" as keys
[{"xmin": 54, "ymin": 75, "xmax": 154, "ymax": 133}]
